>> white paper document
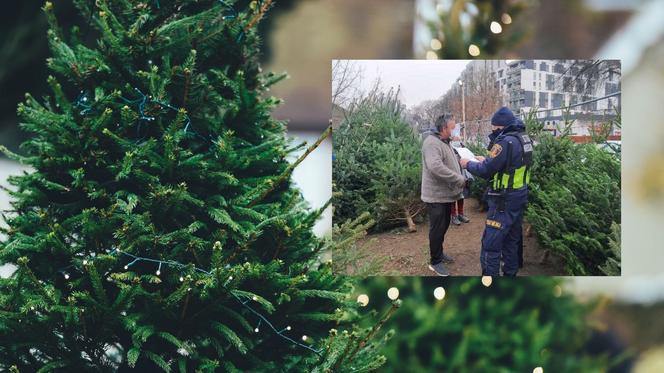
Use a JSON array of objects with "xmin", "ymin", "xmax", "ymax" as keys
[{"xmin": 454, "ymin": 147, "xmax": 480, "ymax": 162}]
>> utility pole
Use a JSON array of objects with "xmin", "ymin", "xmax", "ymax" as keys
[{"xmin": 458, "ymin": 79, "xmax": 466, "ymax": 141}]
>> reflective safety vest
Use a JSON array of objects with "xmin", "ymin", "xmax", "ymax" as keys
[{"xmin": 491, "ymin": 131, "xmax": 533, "ymax": 191}]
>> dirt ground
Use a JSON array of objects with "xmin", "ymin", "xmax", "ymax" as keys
[{"xmin": 358, "ymin": 198, "xmax": 566, "ymax": 276}]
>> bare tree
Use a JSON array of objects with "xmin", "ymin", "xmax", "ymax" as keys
[
  {"xmin": 557, "ymin": 59, "xmax": 621, "ymax": 97},
  {"xmin": 332, "ymin": 60, "xmax": 363, "ymax": 108}
]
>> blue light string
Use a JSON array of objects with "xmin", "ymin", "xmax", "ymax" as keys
[
  {"xmin": 119, "ymin": 87, "xmax": 216, "ymax": 147},
  {"xmin": 61, "ymin": 248, "xmax": 323, "ymax": 355},
  {"xmin": 218, "ymin": 0, "xmax": 245, "ymax": 42},
  {"xmin": 74, "ymin": 91, "xmax": 93, "ymax": 115}
]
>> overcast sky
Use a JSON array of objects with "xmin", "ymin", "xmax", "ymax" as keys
[{"xmin": 350, "ymin": 60, "xmax": 470, "ymax": 108}]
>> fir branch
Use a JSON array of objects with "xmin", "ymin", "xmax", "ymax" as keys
[
  {"xmin": 346, "ymin": 300, "xmax": 401, "ymax": 364},
  {"xmin": 244, "ymin": 0, "xmax": 274, "ymax": 32},
  {"xmin": 0, "ymin": 145, "xmax": 28, "ymax": 164},
  {"xmin": 247, "ymin": 126, "xmax": 332, "ymax": 208}
]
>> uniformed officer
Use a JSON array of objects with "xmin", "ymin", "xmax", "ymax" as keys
[{"xmin": 459, "ymin": 107, "xmax": 533, "ymax": 276}]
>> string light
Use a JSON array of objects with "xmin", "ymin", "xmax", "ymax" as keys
[
  {"xmin": 501, "ymin": 13, "xmax": 512, "ymax": 24},
  {"xmin": 74, "ymin": 91, "xmax": 92, "ymax": 115},
  {"xmin": 426, "ymin": 51, "xmax": 438, "ymax": 60},
  {"xmin": 490, "ymin": 21, "xmax": 503, "ymax": 34},
  {"xmin": 387, "ymin": 287, "xmax": 399, "ymax": 300},
  {"xmin": 481, "ymin": 276, "xmax": 493, "ymax": 287},
  {"xmin": 533, "ymin": 367, "xmax": 544, "ymax": 373},
  {"xmin": 63, "ymin": 273, "xmax": 70, "ymax": 280},
  {"xmin": 430, "ymin": 38, "xmax": 443, "ymax": 51},
  {"xmin": 156, "ymin": 262, "xmax": 162, "ymax": 276},
  {"xmin": 433, "ymin": 286, "xmax": 446, "ymax": 300},
  {"xmin": 102, "ymin": 248, "xmax": 323, "ymax": 355},
  {"xmin": 357, "ymin": 294, "xmax": 369, "ymax": 307},
  {"xmin": 553, "ymin": 285, "xmax": 562, "ymax": 298},
  {"xmin": 468, "ymin": 44, "xmax": 480, "ymax": 57}
]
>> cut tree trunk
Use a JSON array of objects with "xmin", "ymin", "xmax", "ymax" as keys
[{"xmin": 404, "ymin": 207, "xmax": 417, "ymax": 233}]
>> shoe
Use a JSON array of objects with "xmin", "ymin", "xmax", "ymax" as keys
[
  {"xmin": 441, "ymin": 253, "xmax": 455, "ymax": 263},
  {"xmin": 458, "ymin": 214, "xmax": 470, "ymax": 223},
  {"xmin": 451, "ymin": 215, "xmax": 461, "ymax": 225},
  {"xmin": 428, "ymin": 262, "xmax": 450, "ymax": 276}
]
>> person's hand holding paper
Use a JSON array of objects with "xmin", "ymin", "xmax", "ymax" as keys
[{"xmin": 455, "ymin": 147, "xmax": 479, "ymax": 162}]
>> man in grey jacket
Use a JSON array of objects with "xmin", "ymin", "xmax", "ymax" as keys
[{"xmin": 421, "ymin": 113, "xmax": 466, "ymax": 276}]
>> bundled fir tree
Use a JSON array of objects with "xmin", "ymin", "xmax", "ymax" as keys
[
  {"xmin": 333, "ymin": 86, "xmax": 423, "ymax": 232},
  {"xmin": 0, "ymin": 1, "xmax": 398, "ymax": 371}
]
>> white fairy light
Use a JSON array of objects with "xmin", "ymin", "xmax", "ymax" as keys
[
  {"xmin": 490, "ymin": 21, "xmax": 503, "ymax": 34},
  {"xmin": 66, "ymin": 247, "xmax": 326, "ymax": 355},
  {"xmin": 553, "ymin": 285, "xmax": 562, "ymax": 298},
  {"xmin": 481, "ymin": 276, "xmax": 493, "ymax": 287},
  {"xmin": 357, "ymin": 294, "xmax": 369, "ymax": 307},
  {"xmin": 430, "ymin": 38, "xmax": 442, "ymax": 50},
  {"xmin": 387, "ymin": 287, "xmax": 399, "ymax": 300},
  {"xmin": 433, "ymin": 286, "xmax": 446, "ymax": 300},
  {"xmin": 533, "ymin": 367, "xmax": 543, "ymax": 373},
  {"xmin": 468, "ymin": 44, "xmax": 480, "ymax": 57},
  {"xmin": 501, "ymin": 13, "xmax": 512, "ymax": 24},
  {"xmin": 426, "ymin": 51, "xmax": 438, "ymax": 60}
]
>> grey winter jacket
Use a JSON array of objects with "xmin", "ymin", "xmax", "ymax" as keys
[{"xmin": 420, "ymin": 134, "xmax": 465, "ymax": 203}]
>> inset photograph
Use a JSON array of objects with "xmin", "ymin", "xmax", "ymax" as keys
[{"xmin": 332, "ymin": 59, "xmax": 621, "ymax": 276}]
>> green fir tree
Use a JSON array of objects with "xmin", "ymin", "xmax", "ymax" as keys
[
  {"xmin": 333, "ymin": 87, "xmax": 423, "ymax": 232},
  {"xmin": 0, "ymin": 1, "xmax": 396, "ymax": 371},
  {"xmin": 357, "ymin": 277, "xmax": 616, "ymax": 373}
]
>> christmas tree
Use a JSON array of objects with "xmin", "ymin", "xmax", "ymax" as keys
[
  {"xmin": 357, "ymin": 277, "xmax": 617, "ymax": 372},
  {"xmin": 333, "ymin": 86, "xmax": 423, "ymax": 232},
  {"xmin": 0, "ymin": 1, "xmax": 397, "ymax": 371},
  {"xmin": 425, "ymin": 0, "xmax": 529, "ymax": 59}
]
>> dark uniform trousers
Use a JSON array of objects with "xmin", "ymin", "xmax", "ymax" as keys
[{"xmin": 480, "ymin": 188, "xmax": 528, "ymax": 276}]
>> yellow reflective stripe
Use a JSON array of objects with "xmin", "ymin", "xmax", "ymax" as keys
[
  {"xmin": 512, "ymin": 167, "xmax": 525, "ymax": 188},
  {"xmin": 493, "ymin": 166, "xmax": 529, "ymax": 189},
  {"xmin": 502, "ymin": 173, "xmax": 509, "ymax": 188}
]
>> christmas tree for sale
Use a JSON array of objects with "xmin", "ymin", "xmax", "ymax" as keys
[
  {"xmin": 333, "ymin": 87, "xmax": 423, "ymax": 232},
  {"xmin": 0, "ymin": 1, "xmax": 397, "ymax": 371}
]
